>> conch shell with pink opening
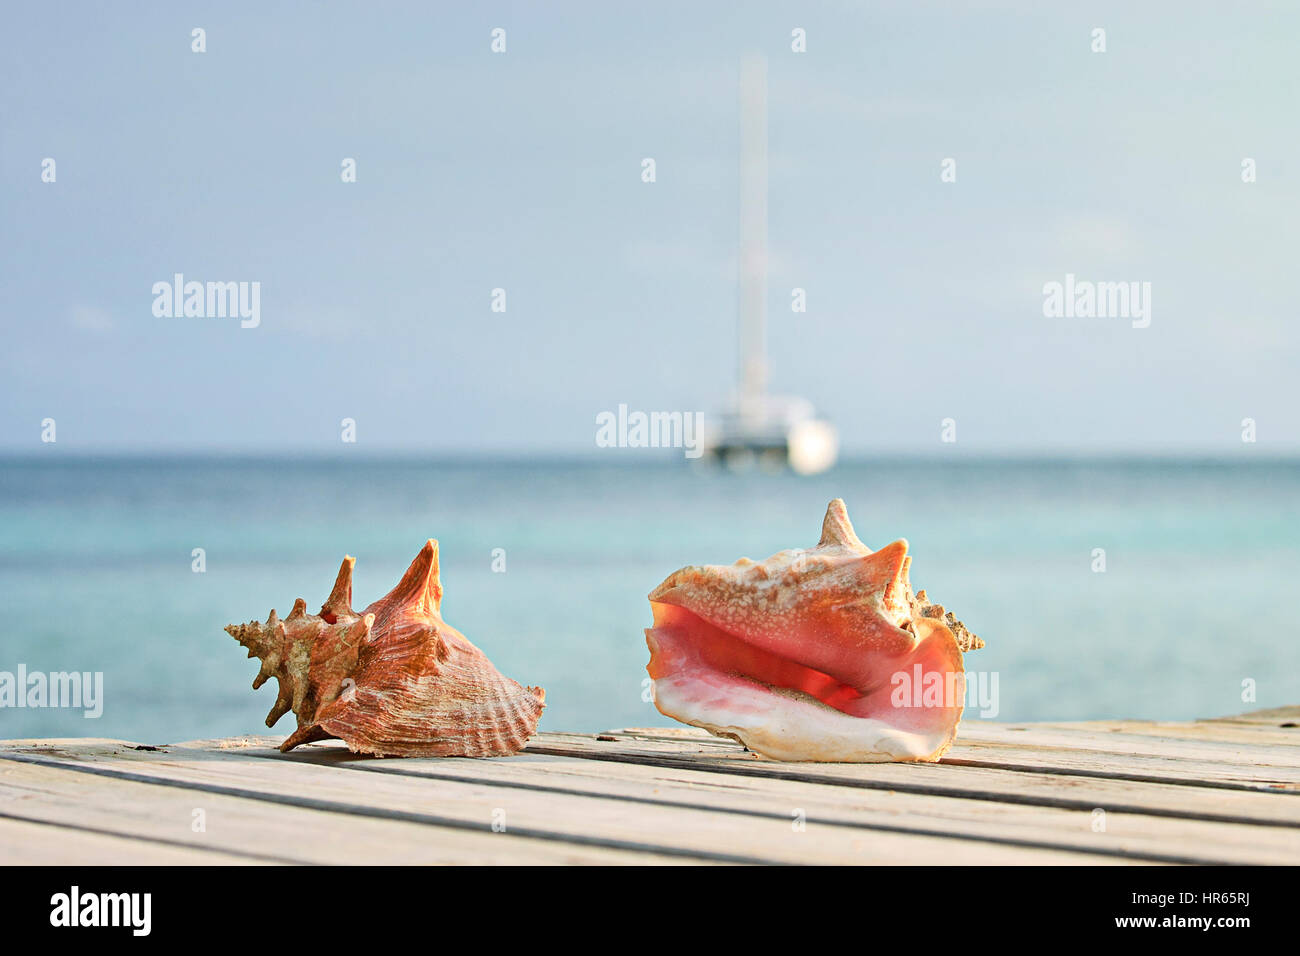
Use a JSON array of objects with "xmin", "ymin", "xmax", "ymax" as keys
[
  {"xmin": 645, "ymin": 499, "xmax": 982, "ymax": 762},
  {"xmin": 225, "ymin": 541, "xmax": 545, "ymax": 757}
]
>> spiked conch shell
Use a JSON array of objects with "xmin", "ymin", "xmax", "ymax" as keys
[
  {"xmin": 645, "ymin": 499, "xmax": 982, "ymax": 762},
  {"xmin": 225, "ymin": 541, "xmax": 545, "ymax": 757}
]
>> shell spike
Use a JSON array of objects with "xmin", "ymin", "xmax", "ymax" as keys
[
  {"xmin": 320, "ymin": 555, "xmax": 356, "ymax": 622},
  {"xmin": 384, "ymin": 540, "xmax": 443, "ymax": 613},
  {"xmin": 871, "ymin": 539, "xmax": 912, "ymax": 608},
  {"xmin": 266, "ymin": 691, "xmax": 292, "ymax": 728},
  {"xmin": 818, "ymin": 498, "xmax": 865, "ymax": 550}
]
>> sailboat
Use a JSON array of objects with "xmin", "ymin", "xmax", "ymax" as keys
[{"xmin": 700, "ymin": 54, "xmax": 838, "ymax": 476}]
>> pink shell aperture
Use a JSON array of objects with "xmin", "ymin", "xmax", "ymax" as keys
[
  {"xmin": 225, "ymin": 540, "xmax": 545, "ymax": 757},
  {"xmin": 645, "ymin": 499, "xmax": 982, "ymax": 762}
]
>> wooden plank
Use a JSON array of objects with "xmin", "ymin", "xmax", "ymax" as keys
[
  {"xmin": 2, "ymin": 747, "xmax": 748, "ymax": 865},
  {"xmin": 0, "ymin": 758, "xmax": 676, "ymax": 866},
  {"xmin": 941, "ymin": 754, "xmax": 1297, "ymax": 789},
  {"xmin": 263, "ymin": 740, "xmax": 1300, "ymax": 864},
  {"xmin": 0, "ymin": 742, "xmax": 1136, "ymax": 865},
  {"xmin": 956, "ymin": 722, "xmax": 1300, "ymax": 768},
  {"xmin": 602, "ymin": 726, "xmax": 1300, "ymax": 792},
  {"xmin": 0, "ymin": 813, "xmax": 266, "ymax": 865},
  {"xmin": 532, "ymin": 732, "xmax": 1300, "ymax": 827},
  {"xmin": 1014, "ymin": 718, "xmax": 1300, "ymax": 749},
  {"xmin": 1209, "ymin": 705, "xmax": 1300, "ymax": 727},
  {"xmin": 602, "ymin": 724, "xmax": 1300, "ymax": 786},
  {"xmin": 943, "ymin": 743, "xmax": 1300, "ymax": 791}
]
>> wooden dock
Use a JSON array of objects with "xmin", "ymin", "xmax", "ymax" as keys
[{"xmin": 2, "ymin": 707, "xmax": 1297, "ymax": 865}]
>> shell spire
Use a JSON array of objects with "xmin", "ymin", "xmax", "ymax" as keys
[{"xmin": 224, "ymin": 541, "xmax": 543, "ymax": 758}]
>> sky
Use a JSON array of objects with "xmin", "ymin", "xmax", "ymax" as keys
[{"xmin": 2, "ymin": 1, "xmax": 1298, "ymax": 455}]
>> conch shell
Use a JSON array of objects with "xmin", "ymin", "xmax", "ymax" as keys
[
  {"xmin": 645, "ymin": 499, "xmax": 981, "ymax": 762},
  {"xmin": 225, "ymin": 541, "xmax": 545, "ymax": 757}
]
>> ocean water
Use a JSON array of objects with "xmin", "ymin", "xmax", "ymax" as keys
[{"xmin": 1, "ymin": 456, "xmax": 1297, "ymax": 744}]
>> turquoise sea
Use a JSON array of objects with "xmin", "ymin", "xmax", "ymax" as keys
[{"xmin": 1, "ymin": 456, "xmax": 1297, "ymax": 744}]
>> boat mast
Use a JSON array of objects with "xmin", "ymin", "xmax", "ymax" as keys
[{"xmin": 737, "ymin": 53, "xmax": 768, "ymax": 420}]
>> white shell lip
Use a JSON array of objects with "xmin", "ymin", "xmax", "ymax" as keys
[{"xmin": 651, "ymin": 673, "xmax": 954, "ymax": 763}]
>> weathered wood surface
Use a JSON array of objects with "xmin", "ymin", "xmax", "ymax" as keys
[{"xmin": 1, "ymin": 707, "xmax": 1297, "ymax": 865}]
